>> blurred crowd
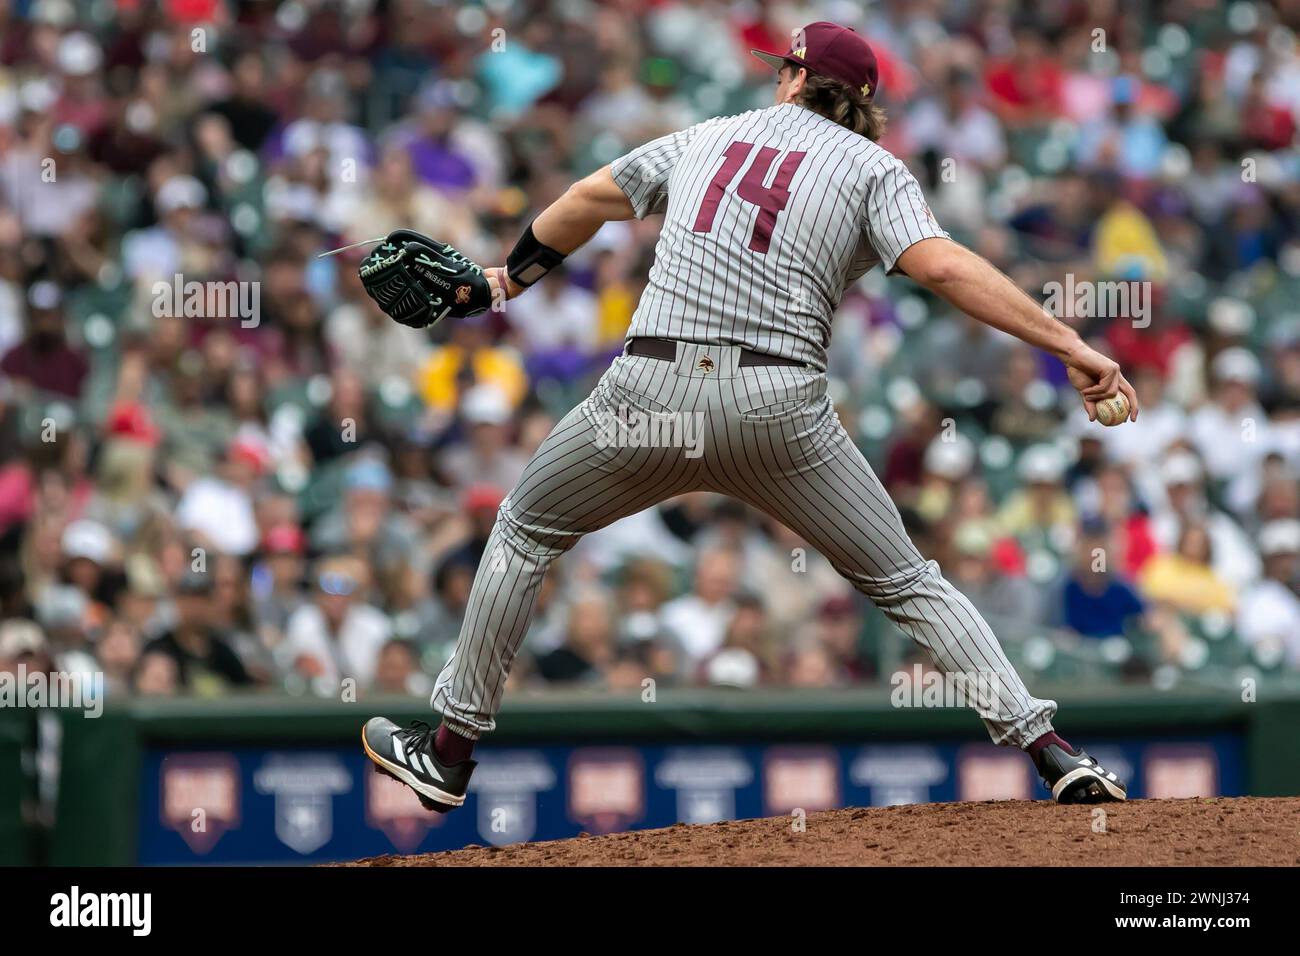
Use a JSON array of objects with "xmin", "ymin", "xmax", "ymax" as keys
[{"xmin": 0, "ymin": 0, "xmax": 1298, "ymax": 703}]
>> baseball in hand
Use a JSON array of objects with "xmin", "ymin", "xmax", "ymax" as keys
[{"xmin": 1095, "ymin": 393, "xmax": 1130, "ymax": 427}]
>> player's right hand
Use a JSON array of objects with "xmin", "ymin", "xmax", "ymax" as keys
[
  {"xmin": 1065, "ymin": 344, "xmax": 1139, "ymax": 423},
  {"xmin": 359, "ymin": 229, "xmax": 492, "ymax": 329}
]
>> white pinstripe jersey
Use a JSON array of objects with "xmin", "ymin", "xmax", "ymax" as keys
[{"xmin": 611, "ymin": 102, "xmax": 948, "ymax": 370}]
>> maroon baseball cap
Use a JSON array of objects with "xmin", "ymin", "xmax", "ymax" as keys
[{"xmin": 752, "ymin": 21, "xmax": 880, "ymax": 99}]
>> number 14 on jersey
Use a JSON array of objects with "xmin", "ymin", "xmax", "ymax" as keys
[{"xmin": 691, "ymin": 141, "xmax": 808, "ymax": 254}]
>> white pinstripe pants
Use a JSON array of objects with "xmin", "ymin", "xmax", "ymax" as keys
[{"xmin": 432, "ymin": 343, "xmax": 1057, "ymax": 747}]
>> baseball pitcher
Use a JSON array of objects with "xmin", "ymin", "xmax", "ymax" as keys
[{"xmin": 359, "ymin": 22, "xmax": 1139, "ymax": 812}]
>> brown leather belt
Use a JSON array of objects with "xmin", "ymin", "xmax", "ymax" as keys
[{"xmin": 626, "ymin": 337, "xmax": 804, "ymax": 368}]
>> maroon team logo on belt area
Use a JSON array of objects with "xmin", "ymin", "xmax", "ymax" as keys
[{"xmin": 697, "ymin": 356, "xmax": 716, "ymax": 372}]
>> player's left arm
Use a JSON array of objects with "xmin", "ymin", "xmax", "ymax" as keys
[
  {"xmin": 356, "ymin": 165, "xmax": 637, "ymax": 330},
  {"xmin": 486, "ymin": 166, "xmax": 634, "ymax": 301},
  {"xmin": 490, "ymin": 119, "xmax": 712, "ymax": 302}
]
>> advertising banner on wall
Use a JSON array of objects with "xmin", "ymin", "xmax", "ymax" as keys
[{"xmin": 138, "ymin": 735, "xmax": 1244, "ymax": 864}]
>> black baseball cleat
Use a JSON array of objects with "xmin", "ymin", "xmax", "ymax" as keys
[
  {"xmin": 361, "ymin": 717, "xmax": 475, "ymax": 813},
  {"xmin": 1034, "ymin": 741, "xmax": 1127, "ymax": 804}
]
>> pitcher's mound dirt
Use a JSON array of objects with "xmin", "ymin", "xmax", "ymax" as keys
[{"xmin": 340, "ymin": 796, "xmax": 1300, "ymax": 866}]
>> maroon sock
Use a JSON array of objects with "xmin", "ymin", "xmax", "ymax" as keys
[
  {"xmin": 1027, "ymin": 731, "xmax": 1073, "ymax": 763},
  {"xmin": 433, "ymin": 723, "xmax": 476, "ymax": 764}
]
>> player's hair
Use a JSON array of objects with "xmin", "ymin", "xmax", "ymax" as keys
[{"xmin": 792, "ymin": 67, "xmax": 887, "ymax": 141}]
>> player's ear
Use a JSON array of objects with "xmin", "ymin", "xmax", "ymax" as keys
[
  {"xmin": 790, "ymin": 67, "xmax": 810, "ymax": 98},
  {"xmin": 774, "ymin": 64, "xmax": 806, "ymax": 105}
]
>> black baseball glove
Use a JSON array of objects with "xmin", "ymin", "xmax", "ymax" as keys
[{"xmin": 358, "ymin": 229, "xmax": 492, "ymax": 329}]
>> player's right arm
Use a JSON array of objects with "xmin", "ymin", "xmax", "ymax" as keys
[
  {"xmin": 861, "ymin": 156, "xmax": 1137, "ymax": 423},
  {"xmin": 895, "ymin": 237, "xmax": 1138, "ymax": 423}
]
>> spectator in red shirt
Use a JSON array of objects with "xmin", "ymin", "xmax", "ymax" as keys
[
  {"xmin": 1094, "ymin": 464, "xmax": 1159, "ymax": 577},
  {"xmin": 1240, "ymin": 73, "xmax": 1295, "ymax": 151},
  {"xmin": 984, "ymin": 28, "xmax": 1064, "ymax": 128}
]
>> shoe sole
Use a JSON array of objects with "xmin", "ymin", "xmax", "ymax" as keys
[
  {"xmin": 360, "ymin": 726, "xmax": 466, "ymax": 812},
  {"xmin": 1051, "ymin": 766, "xmax": 1127, "ymax": 803}
]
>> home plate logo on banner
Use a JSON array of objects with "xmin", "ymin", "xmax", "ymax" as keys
[
  {"xmin": 568, "ymin": 748, "xmax": 645, "ymax": 834},
  {"xmin": 850, "ymin": 745, "xmax": 948, "ymax": 806},
  {"xmin": 160, "ymin": 753, "xmax": 241, "ymax": 855},
  {"xmin": 654, "ymin": 748, "xmax": 752, "ymax": 824},
  {"xmin": 763, "ymin": 745, "xmax": 840, "ymax": 815},
  {"xmin": 367, "ymin": 768, "xmax": 446, "ymax": 852},
  {"xmin": 957, "ymin": 745, "xmax": 1032, "ymax": 801},
  {"xmin": 470, "ymin": 750, "xmax": 557, "ymax": 847},
  {"xmin": 1144, "ymin": 744, "xmax": 1216, "ymax": 798},
  {"xmin": 254, "ymin": 754, "xmax": 352, "ymax": 855}
]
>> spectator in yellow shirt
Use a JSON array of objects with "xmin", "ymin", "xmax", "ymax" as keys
[
  {"xmin": 1139, "ymin": 523, "xmax": 1236, "ymax": 615},
  {"xmin": 593, "ymin": 249, "xmax": 642, "ymax": 351},
  {"xmin": 1093, "ymin": 199, "xmax": 1168, "ymax": 282},
  {"xmin": 416, "ymin": 316, "xmax": 528, "ymax": 414}
]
